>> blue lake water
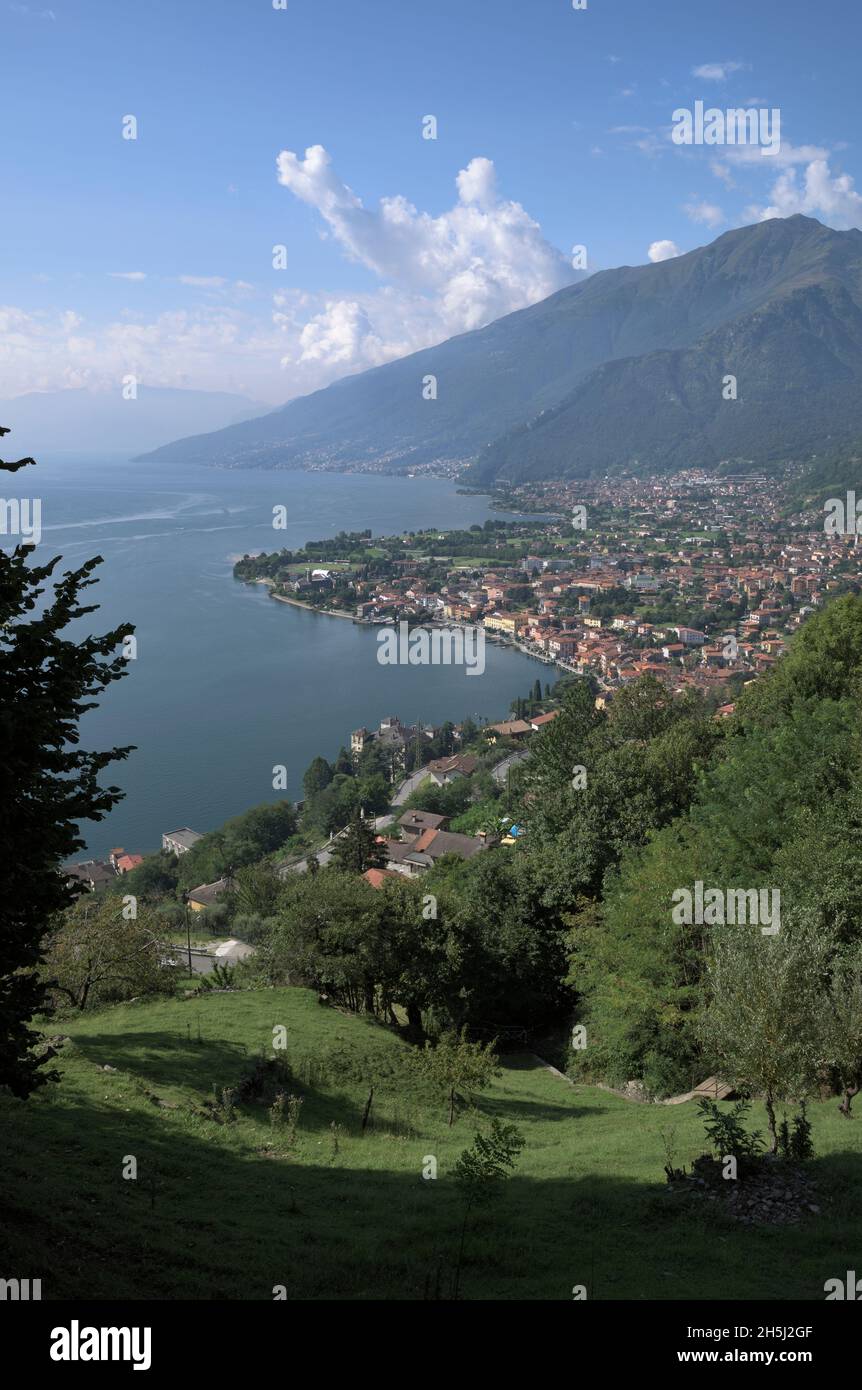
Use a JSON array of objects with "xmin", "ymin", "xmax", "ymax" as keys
[{"xmin": 10, "ymin": 455, "xmax": 546, "ymax": 857}]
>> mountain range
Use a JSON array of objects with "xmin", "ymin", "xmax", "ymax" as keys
[{"xmin": 140, "ymin": 215, "xmax": 862, "ymax": 484}]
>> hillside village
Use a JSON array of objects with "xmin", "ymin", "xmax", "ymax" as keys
[
  {"xmin": 65, "ymin": 710, "xmax": 541, "ymax": 912},
  {"xmin": 76, "ymin": 470, "xmax": 862, "ymax": 900}
]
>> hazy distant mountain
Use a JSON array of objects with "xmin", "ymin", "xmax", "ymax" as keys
[
  {"xmin": 0, "ymin": 386, "xmax": 266, "ymax": 456},
  {"xmin": 140, "ymin": 216, "xmax": 862, "ymax": 482}
]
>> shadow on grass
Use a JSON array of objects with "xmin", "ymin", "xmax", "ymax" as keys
[
  {"xmin": 3, "ymin": 1081, "xmax": 861, "ymax": 1302},
  {"xmin": 67, "ymin": 1029, "xmax": 254, "ymax": 1094},
  {"xmin": 64, "ymin": 1030, "xmax": 421, "ymax": 1139},
  {"xmin": 482, "ymin": 1095, "xmax": 606, "ymax": 1123}
]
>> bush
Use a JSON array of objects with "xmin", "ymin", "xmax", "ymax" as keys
[{"xmin": 697, "ymin": 1097, "xmax": 765, "ymax": 1163}]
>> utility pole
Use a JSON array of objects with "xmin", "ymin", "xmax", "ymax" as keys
[{"xmin": 181, "ymin": 890, "xmax": 192, "ymax": 977}]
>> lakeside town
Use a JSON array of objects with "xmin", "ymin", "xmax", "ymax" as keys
[
  {"xmin": 67, "ymin": 467, "xmax": 862, "ymax": 921},
  {"xmin": 235, "ymin": 468, "xmax": 862, "ymax": 701},
  {"xmin": 64, "ymin": 710, "xmax": 540, "ymax": 933}
]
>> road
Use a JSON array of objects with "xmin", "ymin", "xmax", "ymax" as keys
[
  {"xmin": 166, "ymin": 947, "xmax": 217, "ymax": 976},
  {"xmin": 279, "ymin": 811, "xmax": 395, "ymax": 877},
  {"xmin": 391, "ymin": 767, "xmax": 431, "ymax": 806},
  {"xmin": 493, "ymin": 750, "xmax": 530, "ymax": 784}
]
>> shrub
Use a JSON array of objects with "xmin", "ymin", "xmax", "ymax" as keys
[{"xmin": 697, "ymin": 1097, "xmax": 765, "ymax": 1162}]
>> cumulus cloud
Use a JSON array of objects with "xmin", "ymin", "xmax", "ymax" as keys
[
  {"xmin": 744, "ymin": 158, "xmax": 862, "ymax": 229},
  {"xmin": 7, "ymin": 149, "xmax": 580, "ymax": 401},
  {"xmin": 648, "ymin": 240, "xmax": 682, "ymax": 263},
  {"xmin": 683, "ymin": 126, "xmax": 862, "ymax": 233},
  {"xmin": 295, "ymin": 300, "xmax": 379, "ymax": 366},
  {"xmin": 273, "ymin": 145, "xmax": 576, "ymax": 368}
]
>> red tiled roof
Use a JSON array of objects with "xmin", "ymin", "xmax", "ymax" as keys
[
  {"xmin": 362, "ymin": 868, "xmax": 399, "ymax": 889},
  {"xmin": 116, "ymin": 854, "xmax": 143, "ymax": 873}
]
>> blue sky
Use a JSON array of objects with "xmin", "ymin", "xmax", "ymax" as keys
[{"xmin": 1, "ymin": 0, "xmax": 860, "ymax": 402}]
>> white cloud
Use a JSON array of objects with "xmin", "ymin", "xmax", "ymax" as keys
[
  {"xmin": 295, "ymin": 301, "xmax": 380, "ymax": 366},
  {"xmin": 648, "ymin": 240, "xmax": 682, "ymax": 263},
  {"xmin": 684, "ymin": 200, "xmax": 725, "ymax": 228},
  {"xmin": 692, "ymin": 62, "xmax": 745, "ymax": 81},
  {"xmin": 455, "ymin": 155, "xmax": 498, "ymax": 209},
  {"xmin": 725, "ymin": 141, "xmax": 828, "ymax": 169},
  {"xmin": 273, "ymin": 145, "xmax": 576, "ymax": 366},
  {"xmin": 675, "ymin": 122, "xmax": 862, "ymax": 233},
  {"xmin": 745, "ymin": 158, "xmax": 862, "ymax": 229},
  {"xmin": 0, "ymin": 303, "xmax": 291, "ymax": 401},
  {"xmin": 108, "ymin": 271, "xmax": 146, "ymax": 281},
  {"xmin": 4, "ymin": 148, "xmax": 583, "ymax": 402}
]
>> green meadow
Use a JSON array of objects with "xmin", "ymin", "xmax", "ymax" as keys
[{"xmin": 2, "ymin": 987, "xmax": 859, "ymax": 1301}]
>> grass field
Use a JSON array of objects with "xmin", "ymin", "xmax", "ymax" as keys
[{"xmin": 2, "ymin": 986, "xmax": 860, "ymax": 1301}]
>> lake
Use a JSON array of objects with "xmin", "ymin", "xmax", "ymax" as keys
[{"xmin": 10, "ymin": 455, "xmax": 547, "ymax": 857}]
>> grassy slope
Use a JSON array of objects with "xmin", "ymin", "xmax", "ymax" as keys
[{"xmin": 1, "ymin": 987, "xmax": 860, "ymax": 1301}]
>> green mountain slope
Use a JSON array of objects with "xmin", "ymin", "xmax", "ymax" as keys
[
  {"xmin": 139, "ymin": 216, "xmax": 862, "ymax": 481},
  {"xmin": 470, "ymin": 277, "xmax": 862, "ymax": 482}
]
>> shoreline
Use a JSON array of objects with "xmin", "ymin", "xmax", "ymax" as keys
[
  {"xmin": 263, "ymin": 584, "xmax": 356, "ymax": 620},
  {"xmin": 255, "ymin": 579, "xmax": 586, "ymax": 666}
]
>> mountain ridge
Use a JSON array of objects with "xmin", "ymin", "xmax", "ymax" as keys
[{"xmin": 138, "ymin": 216, "xmax": 862, "ymax": 482}]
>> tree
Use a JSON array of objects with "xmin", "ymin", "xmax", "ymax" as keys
[
  {"xmin": 452, "ymin": 1118, "xmax": 524, "ymax": 1298},
  {"xmin": 355, "ymin": 772, "xmax": 392, "ymax": 817},
  {"xmin": 0, "ymin": 427, "xmax": 133, "ymax": 1096},
  {"xmin": 417, "ymin": 1028, "xmax": 500, "ymax": 1125},
  {"xmin": 261, "ymin": 870, "xmax": 384, "ymax": 1011},
  {"xmin": 699, "ymin": 926, "xmax": 830, "ymax": 1152},
  {"xmin": 523, "ymin": 677, "xmax": 604, "ymax": 838},
  {"xmin": 435, "ymin": 721, "xmax": 456, "ymax": 758},
  {"xmin": 231, "ymin": 861, "xmax": 284, "ymax": 917},
  {"xmin": 44, "ymin": 895, "xmax": 173, "ymax": 1012},
  {"xmin": 333, "ymin": 746, "xmax": 354, "ymax": 776},
  {"xmin": 302, "ymin": 755, "xmax": 333, "ymax": 801},
  {"xmin": 820, "ymin": 945, "xmax": 862, "ymax": 1117},
  {"xmin": 331, "ymin": 810, "xmax": 388, "ymax": 875},
  {"xmin": 177, "ymin": 800, "xmax": 296, "ymax": 888},
  {"xmin": 107, "ymin": 850, "xmax": 177, "ymax": 901},
  {"xmin": 426, "ymin": 851, "xmax": 572, "ymax": 1035},
  {"xmin": 459, "ymin": 717, "xmax": 478, "ymax": 746},
  {"xmin": 453, "ymin": 1117, "xmax": 524, "ymax": 1205}
]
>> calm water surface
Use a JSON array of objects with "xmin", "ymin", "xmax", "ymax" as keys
[{"xmin": 14, "ymin": 455, "xmax": 546, "ymax": 856}]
